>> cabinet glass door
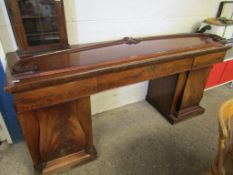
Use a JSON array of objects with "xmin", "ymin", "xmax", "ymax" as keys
[{"xmin": 18, "ymin": 0, "xmax": 60, "ymax": 46}]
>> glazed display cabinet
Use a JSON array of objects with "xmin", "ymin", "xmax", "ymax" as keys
[{"xmin": 5, "ymin": 0, "xmax": 68, "ymax": 56}]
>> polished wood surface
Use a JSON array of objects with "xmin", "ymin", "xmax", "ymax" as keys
[
  {"xmin": 4, "ymin": 33, "xmax": 231, "ymax": 174},
  {"xmin": 6, "ymin": 33, "xmax": 226, "ymax": 80},
  {"xmin": 17, "ymin": 97, "xmax": 96, "ymax": 174}
]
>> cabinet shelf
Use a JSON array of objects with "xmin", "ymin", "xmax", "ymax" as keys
[
  {"xmin": 22, "ymin": 15, "xmax": 57, "ymax": 19},
  {"xmin": 26, "ymin": 32, "xmax": 59, "ymax": 37}
]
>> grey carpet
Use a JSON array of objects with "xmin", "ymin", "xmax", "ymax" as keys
[{"xmin": 0, "ymin": 84, "xmax": 232, "ymax": 175}]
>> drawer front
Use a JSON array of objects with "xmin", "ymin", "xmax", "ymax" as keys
[
  {"xmin": 14, "ymin": 57, "xmax": 194, "ymax": 112},
  {"xmin": 193, "ymin": 52, "xmax": 225, "ymax": 68},
  {"xmin": 14, "ymin": 78, "xmax": 97, "ymax": 112},
  {"xmin": 97, "ymin": 58, "xmax": 193, "ymax": 91}
]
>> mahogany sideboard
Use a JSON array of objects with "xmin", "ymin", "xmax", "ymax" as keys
[{"xmin": 4, "ymin": 33, "xmax": 231, "ymax": 174}]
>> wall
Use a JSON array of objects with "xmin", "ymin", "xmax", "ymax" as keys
[
  {"xmin": 0, "ymin": 0, "xmax": 225, "ymax": 117},
  {"xmin": 0, "ymin": 0, "xmax": 17, "ymax": 53},
  {"xmin": 0, "ymin": 40, "xmax": 6, "ymax": 70},
  {"xmin": 64, "ymin": 0, "xmax": 221, "ymax": 45}
]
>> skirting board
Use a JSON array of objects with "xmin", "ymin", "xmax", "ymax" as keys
[{"xmin": 205, "ymin": 81, "xmax": 233, "ymax": 91}]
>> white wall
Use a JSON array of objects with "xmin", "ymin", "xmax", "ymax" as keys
[
  {"xmin": 0, "ymin": 0, "xmax": 226, "ymax": 115},
  {"xmin": 0, "ymin": 0, "xmax": 17, "ymax": 71},
  {"xmin": 0, "ymin": 0, "xmax": 17, "ymax": 53},
  {"xmin": 64, "ymin": 0, "xmax": 223, "ymax": 45},
  {"xmin": 0, "ymin": 40, "xmax": 6, "ymax": 70}
]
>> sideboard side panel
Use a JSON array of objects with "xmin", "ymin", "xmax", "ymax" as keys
[
  {"xmin": 37, "ymin": 101, "xmax": 87, "ymax": 162},
  {"xmin": 146, "ymin": 74, "xmax": 178, "ymax": 115},
  {"xmin": 75, "ymin": 97, "xmax": 95, "ymax": 153},
  {"xmin": 17, "ymin": 111, "xmax": 41, "ymax": 166},
  {"xmin": 179, "ymin": 67, "xmax": 211, "ymax": 110}
]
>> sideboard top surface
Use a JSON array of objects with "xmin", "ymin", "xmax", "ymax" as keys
[{"xmin": 5, "ymin": 33, "xmax": 231, "ymax": 92}]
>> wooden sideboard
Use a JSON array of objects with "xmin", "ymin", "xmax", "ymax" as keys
[{"xmin": 4, "ymin": 33, "xmax": 231, "ymax": 174}]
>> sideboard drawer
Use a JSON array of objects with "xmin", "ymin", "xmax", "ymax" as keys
[
  {"xmin": 97, "ymin": 58, "xmax": 193, "ymax": 91},
  {"xmin": 193, "ymin": 52, "xmax": 225, "ymax": 68},
  {"xmin": 14, "ymin": 78, "xmax": 97, "ymax": 112}
]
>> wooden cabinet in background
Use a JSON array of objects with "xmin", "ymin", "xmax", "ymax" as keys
[{"xmin": 5, "ymin": 0, "xmax": 69, "ymax": 56}]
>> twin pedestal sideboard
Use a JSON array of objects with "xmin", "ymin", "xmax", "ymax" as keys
[{"xmin": 4, "ymin": 33, "xmax": 231, "ymax": 174}]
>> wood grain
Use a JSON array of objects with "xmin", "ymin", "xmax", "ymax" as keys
[
  {"xmin": 14, "ymin": 78, "xmax": 97, "ymax": 112},
  {"xmin": 97, "ymin": 58, "xmax": 193, "ymax": 91},
  {"xmin": 17, "ymin": 97, "xmax": 96, "ymax": 174},
  {"xmin": 17, "ymin": 111, "xmax": 41, "ymax": 165},
  {"xmin": 146, "ymin": 74, "xmax": 179, "ymax": 115},
  {"xmin": 193, "ymin": 52, "xmax": 226, "ymax": 68},
  {"xmin": 179, "ymin": 67, "xmax": 211, "ymax": 110},
  {"xmin": 37, "ymin": 102, "xmax": 87, "ymax": 162}
]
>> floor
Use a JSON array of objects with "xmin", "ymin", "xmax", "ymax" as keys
[{"xmin": 0, "ymin": 85, "xmax": 233, "ymax": 175}]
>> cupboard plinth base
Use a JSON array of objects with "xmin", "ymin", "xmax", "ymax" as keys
[
  {"xmin": 168, "ymin": 106, "xmax": 205, "ymax": 124},
  {"xmin": 147, "ymin": 96, "xmax": 205, "ymax": 124},
  {"xmin": 35, "ymin": 148, "xmax": 97, "ymax": 175}
]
